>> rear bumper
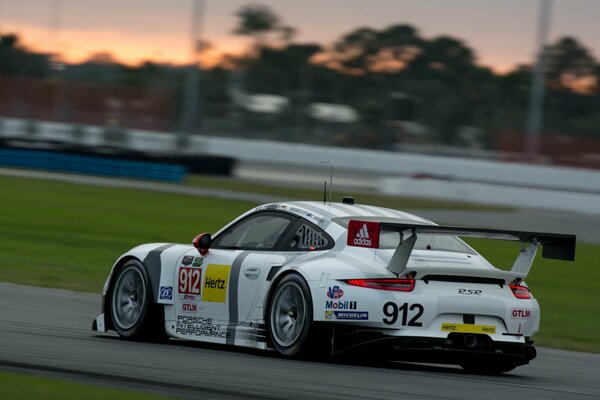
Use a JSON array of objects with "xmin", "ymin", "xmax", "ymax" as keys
[{"xmin": 334, "ymin": 330, "xmax": 536, "ymax": 366}]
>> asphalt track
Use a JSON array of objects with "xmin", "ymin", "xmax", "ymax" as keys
[{"xmin": 1, "ymin": 283, "xmax": 599, "ymax": 399}]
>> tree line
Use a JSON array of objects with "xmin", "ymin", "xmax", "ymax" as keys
[{"xmin": 1, "ymin": 3, "xmax": 599, "ymax": 149}]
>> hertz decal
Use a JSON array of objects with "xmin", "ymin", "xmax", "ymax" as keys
[
  {"xmin": 202, "ymin": 264, "xmax": 231, "ymax": 303},
  {"xmin": 440, "ymin": 323, "xmax": 496, "ymax": 334}
]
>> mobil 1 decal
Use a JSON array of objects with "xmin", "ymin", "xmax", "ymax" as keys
[
  {"xmin": 324, "ymin": 285, "xmax": 366, "ymax": 320},
  {"xmin": 178, "ymin": 266, "xmax": 202, "ymax": 300}
]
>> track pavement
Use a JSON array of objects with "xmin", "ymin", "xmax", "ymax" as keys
[{"xmin": 0, "ymin": 283, "xmax": 599, "ymax": 400}]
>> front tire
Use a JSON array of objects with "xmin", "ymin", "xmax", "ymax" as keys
[
  {"xmin": 110, "ymin": 260, "xmax": 164, "ymax": 340},
  {"xmin": 267, "ymin": 274, "xmax": 314, "ymax": 357}
]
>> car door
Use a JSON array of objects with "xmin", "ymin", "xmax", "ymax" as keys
[
  {"xmin": 173, "ymin": 247, "xmax": 238, "ymax": 342},
  {"xmin": 174, "ymin": 211, "xmax": 298, "ymax": 344},
  {"xmin": 235, "ymin": 218, "xmax": 335, "ymax": 324}
]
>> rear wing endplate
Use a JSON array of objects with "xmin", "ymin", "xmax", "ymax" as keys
[{"xmin": 347, "ymin": 220, "xmax": 576, "ymax": 278}]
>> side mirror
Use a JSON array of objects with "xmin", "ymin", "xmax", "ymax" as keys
[{"xmin": 192, "ymin": 233, "xmax": 212, "ymax": 256}]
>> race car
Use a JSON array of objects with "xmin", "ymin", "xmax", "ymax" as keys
[{"xmin": 92, "ymin": 198, "xmax": 575, "ymax": 373}]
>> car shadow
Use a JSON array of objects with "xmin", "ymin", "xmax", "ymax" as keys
[{"xmin": 92, "ymin": 334, "xmax": 531, "ymax": 378}]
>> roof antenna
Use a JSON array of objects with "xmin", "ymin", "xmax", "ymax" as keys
[{"xmin": 320, "ymin": 161, "xmax": 333, "ymax": 205}]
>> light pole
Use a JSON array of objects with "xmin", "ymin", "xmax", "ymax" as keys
[
  {"xmin": 178, "ymin": 0, "xmax": 205, "ymax": 151},
  {"xmin": 525, "ymin": 0, "xmax": 553, "ymax": 156}
]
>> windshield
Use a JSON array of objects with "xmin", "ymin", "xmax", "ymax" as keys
[{"xmin": 334, "ymin": 216, "xmax": 475, "ymax": 254}]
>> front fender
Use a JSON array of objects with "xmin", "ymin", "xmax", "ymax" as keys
[{"xmin": 102, "ymin": 243, "xmax": 193, "ymax": 304}]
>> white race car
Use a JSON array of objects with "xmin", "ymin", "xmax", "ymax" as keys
[{"xmin": 93, "ymin": 199, "xmax": 575, "ymax": 373}]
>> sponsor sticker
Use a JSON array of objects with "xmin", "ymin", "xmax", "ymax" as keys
[
  {"xmin": 255, "ymin": 204, "xmax": 324, "ymax": 223},
  {"xmin": 440, "ymin": 323, "xmax": 496, "ymax": 334},
  {"xmin": 159, "ymin": 286, "xmax": 172, "ymax": 300},
  {"xmin": 511, "ymin": 308, "xmax": 531, "ymax": 319},
  {"xmin": 325, "ymin": 311, "xmax": 369, "ymax": 320},
  {"xmin": 202, "ymin": 264, "xmax": 230, "ymax": 303},
  {"xmin": 325, "ymin": 300, "xmax": 357, "ymax": 310},
  {"xmin": 347, "ymin": 220, "xmax": 380, "ymax": 249},
  {"xmin": 288, "ymin": 206, "xmax": 325, "ymax": 224},
  {"xmin": 181, "ymin": 302, "xmax": 198, "ymax": 313},
  {"xmin": 327, "ymin": 286, "xmax": 344, "ymax": 299},
  {"xmin": 175, "ymin": 316, "xmax": 230, "ymax": 338},
  {"xmin": 181, "ymin": 255, "xmax": 195, "ymax": 266},
  {"xmin": 192, "ymin": 257, "xmax": 204, "ymax": 268},
  {"xmin": 179, "ymin": 267, "xmax": 202, "ymax": 296}
]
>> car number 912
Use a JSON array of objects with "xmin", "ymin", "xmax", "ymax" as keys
[{"xmin": 383, "ymin": 302, "xmax": 424, "ymax": 326}]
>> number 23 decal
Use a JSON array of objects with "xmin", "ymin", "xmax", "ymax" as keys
[{"xmin": 383, "ymin": 302, "xmax": 424, "ymax": 326}]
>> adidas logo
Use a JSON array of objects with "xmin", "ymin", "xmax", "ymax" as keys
[{"xmin": 353, "ymin": 223, "xmax": 372, "ymax": 246}]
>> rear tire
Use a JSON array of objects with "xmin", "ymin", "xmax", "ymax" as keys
[
  {"xmin": 267, "ymin": 274, "xmax": 314, "ymax": 357},
  {"xmin": 110, "ymin": 260, "xmax": 165, "ymax": 340}
]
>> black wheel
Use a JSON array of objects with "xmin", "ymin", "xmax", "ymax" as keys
[
  {"xmin": 460, "ymin": 360, "xmax": 518, "ymax": 374},
  {"xmin": 110, "ymin": 260, "xmax": 165, "ymax": 340},
  {"xmin": 267, "ymin": 274, "xmax": 314, "ymax": 357}
]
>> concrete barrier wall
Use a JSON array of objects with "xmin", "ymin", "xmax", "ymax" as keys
[
  {"xmin": 380, "ymin": 177, "xmax": 600, "ymax": 214},
  {"xmin": 203, "ymin": 136, "xmax": 600, "ymax": 194}
]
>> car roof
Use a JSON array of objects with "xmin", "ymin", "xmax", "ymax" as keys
[{"xmin": 250, "ymin": 201, "xmax": 432, "ymax": 225}]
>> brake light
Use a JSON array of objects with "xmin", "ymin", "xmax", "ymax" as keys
[
  {"xmin": 346, "ymin": 279, "xmax": 415, "ymax": 292},
  {"xmin": 510, "ymin": 284, "xmax": 531, "ymax": 299}
]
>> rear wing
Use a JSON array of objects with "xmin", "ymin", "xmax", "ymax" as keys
[{"xmin": 347, "ymin": 220, "xmax": 576, "ymax": 279}]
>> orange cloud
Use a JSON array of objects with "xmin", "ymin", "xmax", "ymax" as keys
[
  {"xmin": 3, "ymin": 22, "xmax": 522, "ymax": 73},
  {"xmin": 3, "ymin": 22, "xmax": 246, "ymax": 67}
]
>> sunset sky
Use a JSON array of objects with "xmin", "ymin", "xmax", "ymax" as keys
[{"xmin": 2, "ymin": 0, "xmax": 600, "ymax": 72}]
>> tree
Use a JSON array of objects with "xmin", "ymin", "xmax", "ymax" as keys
[
  {"xmin": 324, "ymin": 24, "xmax": 422, "ymax": 74},
  {"xmin": 243, "ymin": 44, "xmax": 322, "ymax": 92},
  {"xmin": 544, "ymin": 36, "xmax": 597, "ymax": 93},
  {"xmin": 0, "ymin": 33, "xmax": 50, "ymax": 77},
  {"xmin": 409, "ymin": 35, "xmax": 476, "ymax": 76},
  {"xmin": 233, "ymin": 3, "xmax": 295, "ymax": 50}
]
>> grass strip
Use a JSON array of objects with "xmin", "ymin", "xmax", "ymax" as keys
[{"xmin": 0, "ymin": 370, "xmax": 174, "ymax": 400}]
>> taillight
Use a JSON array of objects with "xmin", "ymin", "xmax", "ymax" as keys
[
  {"xmin": 346, "ymin": 279, "xmax": 415, "ymax": 292},
  {"xmin": 510, "ymin": 284, "xmax": 531, "ymax": 299}
]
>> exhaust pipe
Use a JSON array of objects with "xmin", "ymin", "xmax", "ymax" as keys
[{"xmin": 464, "ymin": 335, "xmax": 478, "ymax": 349}]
